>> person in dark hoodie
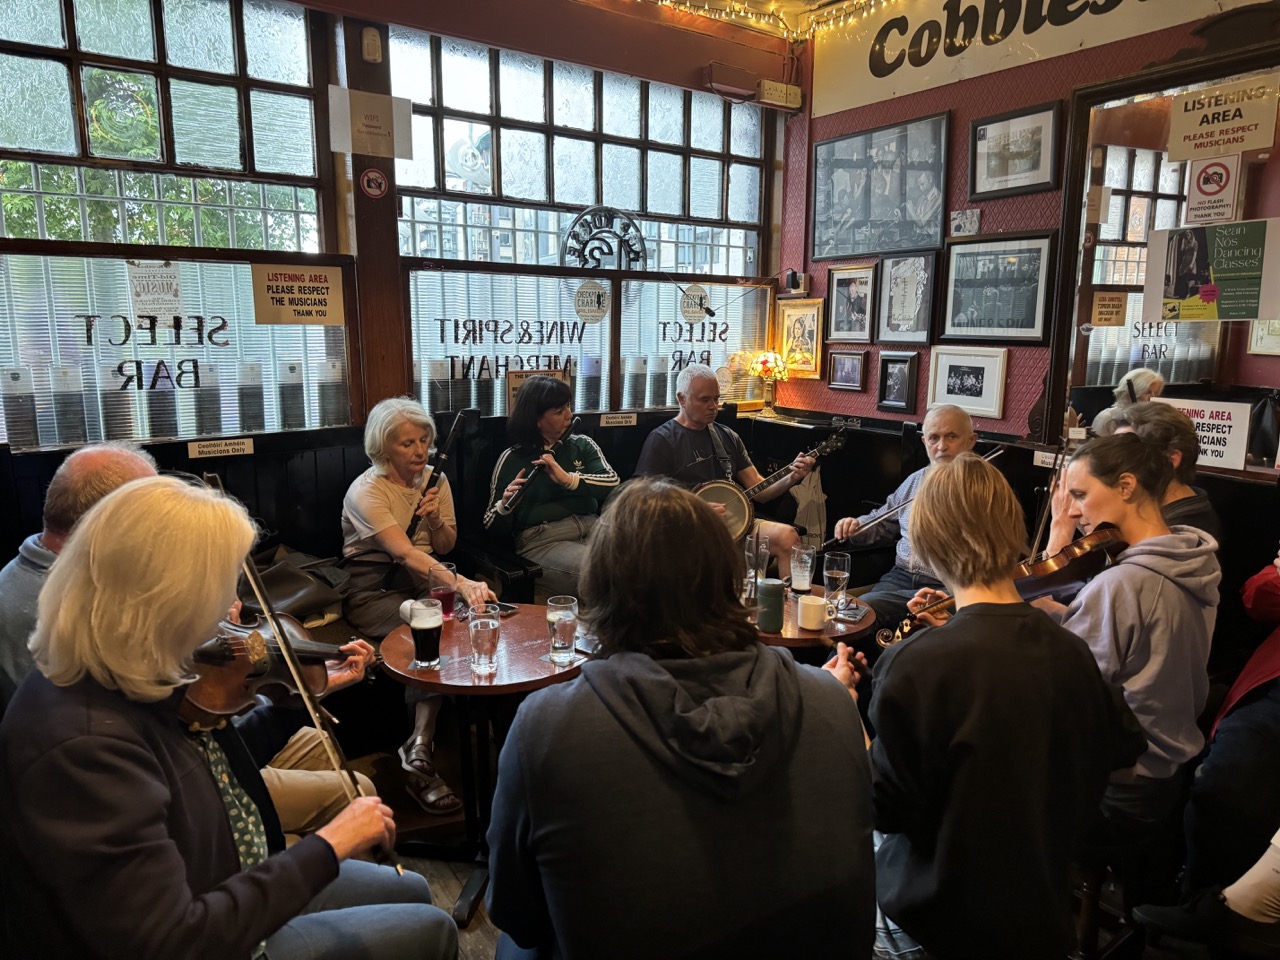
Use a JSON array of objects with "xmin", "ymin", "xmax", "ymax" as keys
[
  {"xmin": 1042, "ymin": 434, "xmax": 1220, "ymax": 849},
  {"xmin": 869, "ymin": 453, "xmax": 1144, "ymax": 960},
  {"xmin": 485, "ymin": 478, "xmax": 876, "ymax": 960}
]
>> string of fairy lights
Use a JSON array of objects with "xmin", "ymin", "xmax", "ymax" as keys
[{"xmin": 649, "ymin": 0, "xmax": 903, "ymax": 41}]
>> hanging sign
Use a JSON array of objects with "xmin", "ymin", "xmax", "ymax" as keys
[
  {"xmin": 574, "ymin": 280, "xmax": 609, "ymax": 323},
  {"xmin": 126, "ymin": 260, "xmax": 182, "ymax": 323},
  {"xmin": 251, "ymin": 264, "xmax": 346, "ymax": 325},
  {"xmin": 1153, "ymin": 397, "xmax": 1250, "ymax": 471},
  {"xmin": 1186, "ymin": 155, "xmax": 1241, "ymax": 224},
  {"xmin": 1168, "ymin": 75, "xmax": 1280, "ymax": 163},
  {"xmin": 1090, "ymin": 291, "xmax": 1127, "ymax": 328},
  {"xmin": 680, "ymin": 284, "xmax": 711, "ymax": 323},
  {"xmin": 506, "ymin": 368, "xmax": 569, "ymax": 411},
  {"xmin": 1145, "ymin": 219, "xmax": 1280, "ymax": 323},
  {"xmin": 327, "ymin": 86, "xmax": 413, "ymax": 159}
]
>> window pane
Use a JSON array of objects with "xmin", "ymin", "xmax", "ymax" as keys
[
  {"xmin": 1099, "ymin": 193, "xmax": 1124, "ymax": 240},
  {"xmin": 554, "ymin": 136, "xmax": 595, "ymax": 206},
  {"xmin": 171, "ymin": 80, "xmax": 242, "ymax": 169},
  {"xmin": 501, "ymin": 129, "xmax": 546, "ymax": 202},
  {"xmin": 0, "ymin": 55, "xmax": 77, "ymax": 155},
  {"xmin": 396, "ymin": 114, "xmax": 436, "ymax": 189},
  {"xmin": 689, "ymin": 157, "xmax": 722, "ymax": 219},
  {"xmin": 74, "ymin": 0, "xmax": 154, "ymax": 60},
  {"xmin": 648, "ymin": 83, "xmax": 684, "ymax": 145},
  {"xmin": 1158, "ymin": 158, "xmax": 1185, "ymax": 195},
  {"xmin": 553, "ymin": 61, "xmax": 594, "ymax": 131},
  {"xmin": 1104, "ymin": 146, "xmax": 1129, "ymax": 189},
  {"xmin": 443, "ymin": 118, "xmax": 493, "ymax": 194},
  {"xmin": 730, "ymin": 101, "xmax": 762, "ymax": 158},
  {"xmin": 82, "ymin": 67, "xmax": 161, "ymax": 161},
  {"xmin": 1132, "ymin": 150, "xmax": 1156, "ymax": 192},
  {"xmin": 440, "ymin": 37, "xmax": 490, "ymax": 114},
  {"xmin": 250, "ymin": 90, "xmax": 314, "ymax": 176},
  {"xmin": 727, "ymin": 162, "xmax": 759, "ymax": 222},
  {"xmin": 1126, "ymin": 196, "xmax": 1149, "ymax": 243},
  {"xmin": 602, "ymin": 72, "xmax": 640, "ymax": 138},
  {"xmin": 389, "ymin": 25, "xmax": 433, "ymax": 105},
  {"xmin": 499, "ymin": 50, "xmax": 544, "ymax": 122},
  {"xmin": 602, "ymin": 143, "xmax": 639, "ymax": 211},
  {"xmin": 1155, "ymin": 198, "xmax": 1178, "ymax": 231},
  {"xmin": 0, "ymin": 0, "xmax": 64, "ymax": 47},
  {"xmin": 647, "ymin": 150, "xmax": 682, "ymax": 215},
  {"xmin": 243, "ymin": 0, "xmax": 309, "ymax": 86},
  {"xmin": 163, "ymin": 0, "xmax": 236, "ymax": 74},
  {"xmin": 690, "ymin": 92, "xmax": 724, "ymax": 152}
]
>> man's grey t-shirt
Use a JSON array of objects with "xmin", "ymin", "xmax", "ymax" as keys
[{"xmin": 634, "ymin": 420, "xmax": 753, "ymax": 489}]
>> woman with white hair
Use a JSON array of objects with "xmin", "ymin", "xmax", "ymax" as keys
[
  {"xmin": 342, "ymin": 396, "xmax": 495, "ymax": 814},
  {"xmin": 1090, "ymin": 367, "xmax": 1164, "ymax": 437},
  {"xmin": 0, "ymin": 476, "xmax": 458, "ymax": 960}
]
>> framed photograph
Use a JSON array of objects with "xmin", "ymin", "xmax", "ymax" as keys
[
  {"xmin": 777, "ymin": 298, "xmax": 824, "ymax": 379},
  {"xmin": 827, "ymin": 265, "xmax": 875, "ymax": 342},
  {"xmin": 877, "ymin": 351, "xmax": 918, "ymax": 414},
  {"xmin": 877, "ymin": 253, "xmax": 936, "ymax": 345},
  {"xmin": 812, "ymin": 112, "xmax": 948, "ymax": 261},
  {"xmin": 1248, "ymin": 318, "xmax": 1280, "ymax": 356},
  {"xmin": 828, "ymin": 351, "xmax": 867, "ymax": 391},
  {"xmin": 969, "ymin": 101, "xmax": 1060, "ymax": 201},
  {"xmin": 928, "ymin": 345, "xmax": 1008, "ymax": 419},
  {"xmin": 941, "ymin": 232, "xmax": 1054, "ymax": 343}
]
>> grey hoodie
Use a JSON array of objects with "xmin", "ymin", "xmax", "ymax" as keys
[{"xmin": 1060, "ymin": 525, "xmax": 1220, "ymax": 779}]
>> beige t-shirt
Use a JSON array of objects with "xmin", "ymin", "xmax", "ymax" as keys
[{"xmin": 341, "ymin": 465, "xmax": 457, "ymax": 562}]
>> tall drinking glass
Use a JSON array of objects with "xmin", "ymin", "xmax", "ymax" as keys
[
  {"xmin": 430, "ymin": 562, "xmax": 457, "ymax": 619},
  {"xmin": 469, "ymin": 603, "xmax": 501, "ymax": 676},
  {"xmin": 402, "ymin": 598, "xmax": 444, "ymax": 670},
  {"xmin": 547, "ymin": 596, "xmax": 578, "ymax": 665},
  {"xmin": 824, "ymin": 551, "xmax": 851, "ymax": 612},
  {"xmin": 742, "ymin": 533, "xmax": 770, "ymax": 602},
  {"xmin": 791, "ymin": 544, "xmax": 816, "ymax": 593}
]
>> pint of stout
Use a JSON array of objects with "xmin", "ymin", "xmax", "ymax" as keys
[{"xmin": 401, "ymin": 598, "xmax": 444, "ymax": 669}]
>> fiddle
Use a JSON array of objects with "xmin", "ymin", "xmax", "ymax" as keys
[{"xmin": 875, "ymin": 526, "xmax": 1128, "ymax": 648}]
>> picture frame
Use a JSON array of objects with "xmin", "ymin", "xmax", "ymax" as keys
[
  {"xmin": 877, "ymin": 351, "xmax": 918, "ymax": 414},
  {"xmin": 776, "ymin": 298, "xmax": 824, "ymax": 379},
  {"xmin": 928, "ymin": 345, "xmax": 1008, "ymax": 419},
  {"xmin": 828, "ymin": 351, "xmax": 867, "ymax": 391},
  {"xmin": 969, "ymin": 101, "xmax": 1061, "ymax": 201},
  {"xmin": 812, "ymin": 112, "xmax": 948, "ymax": 261},
  {"xmin": 1248, "ymin": 318, "xmax": 1280, "ymax": 356},
  {"xmin": 877, "ymin": 252, "xmax": 936, "ymax": 345},
  {"xmin": 941, "ymin": 232, "xmax": 1054, "ymax": 343},
  {"xmin": 827, "ymin": 264, "xmax": 875, "ymax": 342}
]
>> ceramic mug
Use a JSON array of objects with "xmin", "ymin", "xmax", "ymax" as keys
[{"xmin": 797, "ymin": 594, "xmax": 836, "ymax": 631}]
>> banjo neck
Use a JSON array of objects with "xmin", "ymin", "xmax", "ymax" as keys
[{"xmin": 738, "ymin": 433, "xmax": 843, "ymax": 502}]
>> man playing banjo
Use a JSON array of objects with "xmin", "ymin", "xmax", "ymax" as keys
[{"xmin": 635, "ymin": 364, "xmax": 814, "ymax": 578}]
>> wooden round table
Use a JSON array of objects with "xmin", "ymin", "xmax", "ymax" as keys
[{"xmin": 755, "ymin": 586, "xmax": 877, "ymax": 651}]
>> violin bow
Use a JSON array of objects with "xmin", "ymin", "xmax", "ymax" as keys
[
  {"xmin": 203, "ymin": 472, "xmax": 403, "ymax": 873},
  {"xmin": 1028, "ymin": 436, "xmax": 1068, "ymax": 562}
]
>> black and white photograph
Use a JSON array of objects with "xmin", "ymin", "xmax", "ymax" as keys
[
  {"xmin": 1162, "ymin": 227, "xmax": 1212, "ymax": 300},
  {"xmin": 928, "ymin": 345, "xmax": 1008, "ymax": 419},
  {"xmin": 877, "ymin": 253, "xmax": 936, "ymax": 345},
  {"xmin": 828, "ymin": 351, "xmax": 867, "ymax": 391},
  {"xmin": 877, "ymin": 350, "xmax": 918, "ymax": 414},
  {"xmin": 828, "ymin": 264, "xmax": 875, "ymax": 342},
  {"xmin": 777, "ymin": 299, "xmax": 824, "ymax": 379},
  {"xmin": 812, "ymin": 113, "xmax": 948, "ymax": 261},
  {"xmin": 950, "ymin": 209, "xmax": 981, "ymax": 237},
  {"xmin": 941, "ymin": 233, "xmax": 1053, "ymax": 342},
  {"xmin": 969, "ymin": 102, "xmax": 1060, "ymax": 201}
]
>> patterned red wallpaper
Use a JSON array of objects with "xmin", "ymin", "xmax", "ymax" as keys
[{"xmin": 776, "ymin": 18, "xmax": 1213, "ymax": 436}]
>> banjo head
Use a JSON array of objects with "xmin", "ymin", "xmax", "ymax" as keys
[{"xmin": 693, "ymin": 479, "xmax": 753, "ymax": 541}]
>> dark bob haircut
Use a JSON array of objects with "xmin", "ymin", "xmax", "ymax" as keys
[{"xmin": 507, "ymin": 375, "xmax": 573, "ymax": 453}]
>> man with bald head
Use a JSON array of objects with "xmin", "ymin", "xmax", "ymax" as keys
[
  {"xmin": 0, "ymin": 442, "xmax": 157, "ymax": 694},
  {"xmin": 832, "ymin": 405, "xmax": 978, "ymax": 649}
]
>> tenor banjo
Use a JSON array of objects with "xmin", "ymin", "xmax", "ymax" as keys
[{"xmin": 694, "ymin": 425, "xmax": 847, "ymax": 541}]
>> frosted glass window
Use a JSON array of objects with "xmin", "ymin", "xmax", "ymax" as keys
[
  {"xmin": 441, "ymin": 38, "xmax": 490, "ymax": 114},
  {"xmin": 396, "ymin": 114, "xmax": 436, "ymax": 190},
  {"xmin": 502, "ymin": 129, "xmax": 547, "ymax": 202},
  {"xmin": 689, "ymin": 157, "xmax": 722, "ymax": 219},
  {"xmin": 1158, "ymin": 159, "xmax": 1185, "ymax": 194},
  {"xmin": 690, "ymin": 92, "xmax": 724, "ymax": 152},
  {"xmin": 602, "ymin": 73, "xmax": 640, "ymax": 138},
  {"xmin": 250, "ymin": 91, "xmax": 314, "ymax": 175},
  {"xmin": 0, "ymin": 0, "xmax": 64, "ymax": 47},
  {"xmin": 648, "ymin": 84, "xmax": 684, "ymax": 145},
  {"xmin": 74, "ymin": 0, "xmax": 153, "ymax": 60},
  {"xmin": 499, "ymin": 50, "xmax": 544, "ymax": 122},
  {"xmin": 243, "ymin": 0, "xmax": 309, "ymax": 87},
  {"xmin": 443, "ymin": 118, "xmax": 493, "ymax": 194},
  {"xmin": 727, "ymin": 163, "xmax": 759, "ymax": 222},
  {"xmin": 171, "ymin": 80, "xmax": 242, "ymax": 169},
  {"xmin": 1104, "ymin": 146, "xmax": 1129, "ymax": 189},
  {"xmin": 389, "ymin": 26, "xmax": 433, "ymax": 106},
  {"xmin": 554, "ymin": 137, "xmax": 595, "ymax": 206},
  {"xmin": 730, "ymin": 101, "xmax": 762, "ymax": 158},
  {"xmin": 163, "ymin": 0, "xmax": 237, "ymax": 74},
  {"xmin": 646, "ymin": 151, "xmax": 682, "ymax": 215},
  {"xmin": 553, "ymin": 62, "xmax": 594, "ymax": 131},
  {"xmin": 82, "ymin": 67, "xmax": 161, "ymax": 161},
  {"xmin": 602, "ymin": 143, "xmax": 640, "ymax": 211},
  {"xmin": 1132, "ymin": 150, "xmax": 1156, "ymax": 192},
  {"xmin": 0, "ymin": 55, "xmax": 77, "ymax": 155}
]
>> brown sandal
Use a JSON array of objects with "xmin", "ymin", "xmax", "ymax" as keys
[{"xmin": 399, "ymin": 736, "xmax": 461, "ymax": 815}]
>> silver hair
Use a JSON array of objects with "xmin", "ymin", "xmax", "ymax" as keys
[
  {"xmin": 924, "ymin": 404, "xmax": 974, "ymax": 435},
  {"xmin": 676, "ymin": 363, "xmax": 718, "ymax": 397},
  {"xmin": 1114, "ymin": 368, "xmax": 1165, "ymax": 406},
  {"xmin": 364, "ymin": 396, "xmax": 437, "ymax": 470}
]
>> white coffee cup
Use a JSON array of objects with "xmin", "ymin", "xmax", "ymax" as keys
[{"xmin": 797, "ymin": 594, "xmax": 836, "ymax": 631}]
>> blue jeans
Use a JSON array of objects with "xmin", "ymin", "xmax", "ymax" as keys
[
  {"xmin": 517, "ymin": 515, "xmax": 597, "ymax": 598},
  {"xmin": 860, "ymin": 565, "xmax": 943, "ymax": 664},
  {"xmin": 265, "ymin": 859, "xmax": 458, "ymax": 960},
  {"xmin": 872, "ymin": 832, "xmax": 933, "ymax": 960}
]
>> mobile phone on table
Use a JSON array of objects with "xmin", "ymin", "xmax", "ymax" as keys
[
  {"xmin": 835, "ymin": 604, "xmax": 868, "ymax": 624},
  {"xmin": 494, "ymin": 601, "xmax": 520, "ymax": 617}
]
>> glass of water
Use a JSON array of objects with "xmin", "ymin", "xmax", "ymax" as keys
[
  {"xmin": 824, "ymin": 551, "xmax": 851, "ymax": 611},
  {"xmin": 547, "ymin": 595, "xmax": 578, "ymax": 665},
  {"xmin": 468, "ymin": 603, "xmax": 501, "ymax": 676},
  {"xmin": 742, "ymin": 533, "xmax": 770, "ymax": 602},
  {"xmin": 791, "ymin": 544, "xmax": 816, "ymax": 592}
]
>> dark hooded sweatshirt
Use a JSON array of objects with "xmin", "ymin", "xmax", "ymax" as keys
[{"xmin": 486, "ymin": 642, "xmax": 875, "ymax": 960}]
